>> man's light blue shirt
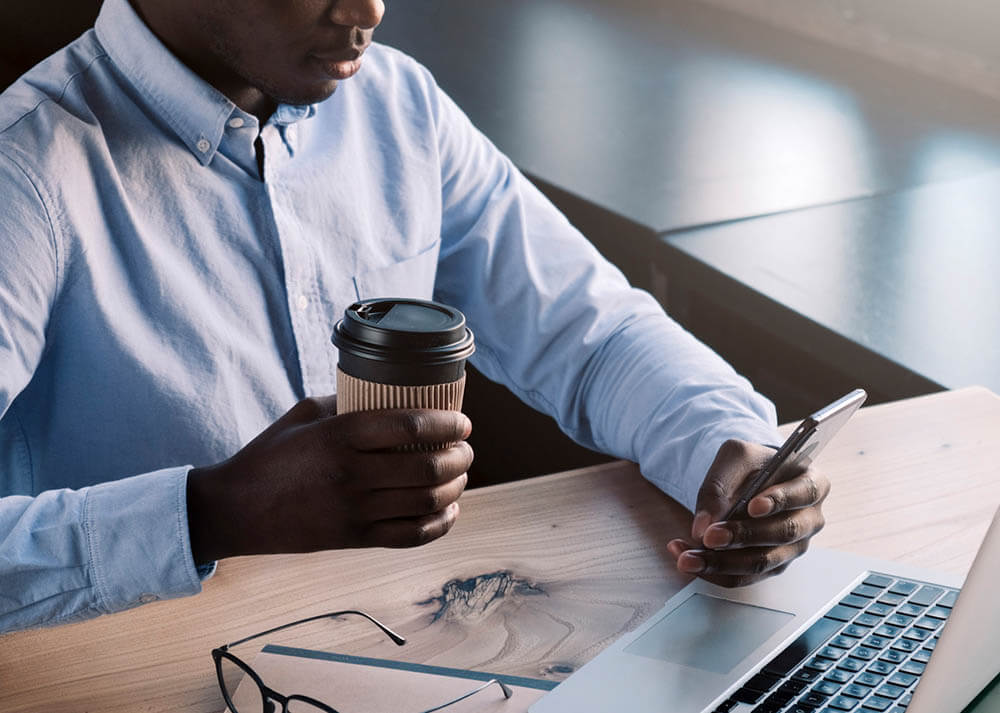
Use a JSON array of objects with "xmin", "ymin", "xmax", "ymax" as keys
[{"xmin": 0, "ymin": 0, "xmax": 780, "ymax": 632}]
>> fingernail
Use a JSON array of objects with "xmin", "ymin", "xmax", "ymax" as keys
[
  {"xmin": 704, "ymin": 525, "xmax": 733, "ymax": 549},
  {"xmin": 748, "ymin": 496, "xmax": 774, "ymax": 518},
  {"xmin": 678, "ymin": 552, "xmax": 705, "ymax": 574},
  {"xmin": 667, "ymin": 539, "xmax": 687, "ymax": 558},
  {"xmin": 692, "ymin": 510, "xmax": 712, "ymax": 540}
]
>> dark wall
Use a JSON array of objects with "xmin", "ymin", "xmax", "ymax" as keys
[{"xmin": 0, "ymin": 1, "xmax": 102, "ymax": 89}]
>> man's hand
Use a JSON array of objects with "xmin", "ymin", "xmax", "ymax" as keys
[
  {"xmin": 667, "ymin": 439, "xmax": 829, "ymax": 587},
  {"xmin": 186, "ymin": 396, "xmax": 473, "ymax": 565}
]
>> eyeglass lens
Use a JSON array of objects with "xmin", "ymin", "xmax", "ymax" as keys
[{"xmin": 218, "ymin": 654, "xmax": 268, "ymax": 713}]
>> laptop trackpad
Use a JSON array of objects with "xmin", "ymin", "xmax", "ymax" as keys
[{"xmin": 624, "ymin": 593, "xmax": 794, "ymax": 675}]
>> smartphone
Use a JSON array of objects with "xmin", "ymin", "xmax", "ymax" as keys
[{"xmin": 723, "ymin": 388, "xmax": 868, "ymax": 520}]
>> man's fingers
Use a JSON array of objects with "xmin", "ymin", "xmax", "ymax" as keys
[
  {"xmin": 357, "ymin": 441, "xmax": 475, "ymax": 489},
  {"xmin": 361, "ymin": 473, "xmax": 468, "ymax": 521},
  {"xmin": 676, "ymin": 541, "xmax": 810, "ymax": 585},
  {"xmin": 702, "ymin": 508, "xmax": 825, "ymax": 549},
  {"xmin": 748, "ymin": 469, "xmax": 830, "ymax": 517},
  {"xmin": 337, "ymin": 409, "xmax": 472, "ymax": 451},
  {"xmin": 362, "ymin": 502, "xmax": 461, "ymax": 548},
  {"xmin": 693, "ymin": 439, "xmax": 773, "ymax": 538}
]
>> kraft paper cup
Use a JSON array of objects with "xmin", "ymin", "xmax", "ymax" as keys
[{"xmin": 331, "ymin": 298, "xmax": 475, "ymax": 415}]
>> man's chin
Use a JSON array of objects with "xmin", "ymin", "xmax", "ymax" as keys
[{"xmin": 266, "ymin": 80, "xmax": 340, "ymax": 108}]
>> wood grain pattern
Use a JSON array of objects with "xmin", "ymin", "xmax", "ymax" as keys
[{"xmin": 2, "ymin": 387, "xmax": 998, "ymax": 713}]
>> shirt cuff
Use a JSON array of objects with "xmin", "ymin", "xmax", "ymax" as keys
[
  {"xmin": 83, "ymin": 466, "xmax": 204, "ymax": 613},
  {"xmin": 648, "ymin": 416, "xmax": 784, "ymax": 513}
]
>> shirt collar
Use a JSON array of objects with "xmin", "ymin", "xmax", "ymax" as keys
[{"xmin": 95, "ymin": 0, "xmax": 317, "ymax": 166}]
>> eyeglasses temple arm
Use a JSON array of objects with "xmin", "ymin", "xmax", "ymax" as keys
[
  {"xmin": 417, "ymin": 679, "xmax": 514, "ymax": 713},
  {"xmin": 222, "ymin": 609, "xmax": 406, "ymax": 650}
]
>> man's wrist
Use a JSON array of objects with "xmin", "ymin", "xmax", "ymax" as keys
[{"xmin": 186, "ymin": 465, "xmax": 232, "ymax": 565}]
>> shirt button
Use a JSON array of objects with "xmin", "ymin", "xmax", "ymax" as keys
[
  {"xmin": 296, "ymin": 294, "xmax": 309, "ymax": 311},
  {"xmin": 196, "ymin": 138, "xmax": 211, "ymax": 153},
  {"xmin": 227, "ymin": 117, "xmax": 245, "ymax": 129}
]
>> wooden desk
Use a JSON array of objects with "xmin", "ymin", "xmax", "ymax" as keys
[{"xmin": 3, "ymin": 387, "xmax": 999, "ymax": 712}]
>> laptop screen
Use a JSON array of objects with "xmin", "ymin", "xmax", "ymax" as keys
[{"xmin": 908, "ymin": 507, "xmax": 1000, "ymax": 713}]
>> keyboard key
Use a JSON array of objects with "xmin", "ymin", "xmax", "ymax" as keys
[
  {"xmin": 937, "ymin": 590, "xmax": 959, "ymax": 608},
  {"xmin": 838, "ymin": 658, "xmax": 866, "ymax": 673},
  {"xmin": 743, "ymin": 672, "xmax": 782, "ymax": 693},
  {"xmin": 903, "ymin": 627, "xmax": 931, "ymax": 642},
  {"xmin": 888, "ymin": 672, "xmax": 918, "ymax": 687},
  {"xmin": 915, "ymin": 616, "xmax": 942, "ymax": 630},
  {"xmin": 855, "ymin": 672, "xmax": 885, "ymax": 687},
  {"xmin": 732, "ymin": 687, "xmax": 764, "ymax": 704},
  {"xmin": 853, "ymin": 584, "xmax": 885, "ymax": 598},
  {"xmin": 886, "ymin": 614, "xmax": 913, "ymax": 627},
  {"xmin": 864, "ymin": 574, "xmax": 894, "ymax": 589},
  {"xmin": 889, "ymin": 581, "xmax": 918, "ymax": 596},
  {"xmin": 924, "ymin": 638, "xmax": 939, "ymax": 650},
  {"xmin": 764, "ymin": 617, "xmax": 845, "ymax": 676},
  {"xmin": 878, "ymin": 650, "xmax": 907, "ymax": 664},
  {"xmin": 798, "ymin": 691, "xmax": 830, "ymax": 707},
  {"xmin": 866, "ymin": 603, "xmax": 894, "ymax": 617},
  {"xmin": 878, "ymin": 593, "xmax": 906, "ymax": 606},
  {"xmin": 813, "ymin": 681, "xmax": 842, "ymax": 696},
  {"xmin": 763, "ymin": 690, "xmax": 794, "ymax": 707},
  {"xmin": 792, "ymin": 668, "xmax": 823, "ymax": 683},
  {"xmin": 899, "ymin": 604, "xmax": 925, "ymax": 617},
  {"xmin": 779, "ymin": 680, "xmax": 809, "ymax": 696},
  {"xmin": 819, "ymin": 646, "xmax": 847, "ymax": 660},
  {"xmin": 828, "ymin": 695, "xmax": 861, "ymax": 710},
  {"xmin": 851, "ymin": 647, "xmax": 877, "ymax": 661},
  {"xmin": 874, "ymin": 625, "xmax": 902, "ymax": 638},
  {"xmin": 805, "ymin": 657, "xmax": 835, "ymax": 671},
  {"xmin": 840, "ymin": 594, "xmax": 871, "ymax": 609},
  {"xmin": 826, "ymin": 669, "xmax": 854, "ymax": 684},
  {"xmin": 926, "ymin": 605, "xmax": 951, "ymax": 620},
  {"xmin": 843, "ymin": 683, "xmax": 871, "ymax": 698},
  {"xmin": 856, "ymin": 614, "xmax": 882, "ymax": 627},
  {"xmin": 827, "ymin": 605, "xmax": 860, "ymax": 622},
  {"xmin": 909, "ymin": 586, "xmax": 944, "ymax": 607},
  {"xmin": 875, "ymin": 684, "xmax": 907, "ymax": 699},
  {"xmin": 890, "ymin": 639, "xmax": 919, "ymax": 653},
  {"xmin": 868, "ymin": 661, "xmax": 895, "ymax": 675},
  {"xmin": 844, "ymin": 624, "xmax": 872, "ymax": 638},
  {"xmin": 863, "ymin": 636, "xmax": 891, "ymax": 649},
  {"xmin": 900, "ymin": 661, "xmax": 925, "ymax": 676},
  {"xmin": 861, "ymin": 696, "xmax": 894, "ymax": 711},
  {"xmin": 831, "ymin": 635, "xmax": 858, "ymax": 649},
  {"xmin": 912, "ymin": 649, "xmax": 932, "ymax": 664}
]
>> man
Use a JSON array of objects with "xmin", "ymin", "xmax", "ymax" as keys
[{"xmin": 0, "ymin": 0, "xmax": 828, "ymax": 633}]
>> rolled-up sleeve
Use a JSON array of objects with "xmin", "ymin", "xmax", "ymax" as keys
[
  {"xmin": 0, "ymin": 467, "xmax": 205, "ymax": 633},
  {"xmin": 426, "ymin": 74, "xmax": 782, "ymax": 510}
]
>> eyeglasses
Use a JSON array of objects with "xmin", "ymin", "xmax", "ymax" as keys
[{"xmin": 213, "ymin": 609, "xmax": 513, "ymax": 713}]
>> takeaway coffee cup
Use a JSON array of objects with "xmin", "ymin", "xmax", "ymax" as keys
[{"xmin": 331, "ymin": 298, "xmax": 475, "ymax": 414}]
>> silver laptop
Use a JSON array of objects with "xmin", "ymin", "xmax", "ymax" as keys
[{"xmin": 531, "ymin": 506, "xmax": 1000, "ymax": 713}]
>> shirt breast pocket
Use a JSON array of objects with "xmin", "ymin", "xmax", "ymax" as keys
[{"xmin": 352, "ymin": 239, "xmax": 441, "ymax": 302}]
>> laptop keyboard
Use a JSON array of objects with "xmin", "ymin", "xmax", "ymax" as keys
[{"xmin": 711, "ymin": 573, "xmax": 960, "ymax": 713}]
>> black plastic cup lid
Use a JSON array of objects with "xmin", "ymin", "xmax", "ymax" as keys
[{"xmin": 331, "ymin": 298, "xmax": 475, "ymax": 385}]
